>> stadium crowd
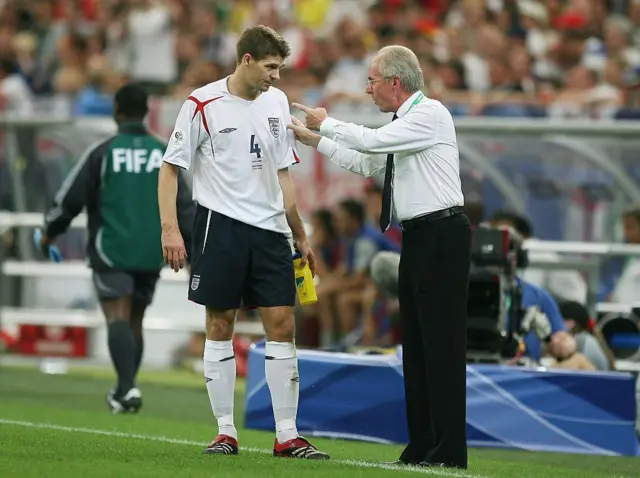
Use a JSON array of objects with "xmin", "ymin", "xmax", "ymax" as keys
[
  {"xmin": 0, "ymin": 0, "xmax": 639, "ymax": 368},
  {"xmin": 0, "ymin": 0, "xmax": 639, "ymax": 118}
]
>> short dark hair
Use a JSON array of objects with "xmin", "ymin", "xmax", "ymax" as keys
[
  {"xmin": 236, "ymin": 25, "xmax": 290, "ymax": 63},
  {"xmin": 313, "ymin": 209, "xmax": 336, "ymax": 239},
  {"xmin": 114, "ymin": 83, "xmax": 148, "ymax": 119},
  {"xmin": 490, "ymin": 210, "xmax": 533, "ymax": 238},
  {"xmin": 339, "ymin": 199, "xmax": 365, "ymax": 225},
  {"xmin": 558, "ymin": 301, "xmax": 590, "ymax": 332}
]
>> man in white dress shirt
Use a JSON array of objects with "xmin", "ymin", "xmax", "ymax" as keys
[
  {"xmin": 289, "ymin": 45, "xmax": 471, "ymax": 469},
  {"xmin": 158, "ymin": 25, "xmax": 329, "ymax": 460}
]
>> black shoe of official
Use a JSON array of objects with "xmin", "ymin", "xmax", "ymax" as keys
[
  {"xmin": 106, "ymin": 388, "xmax": 142, "ymax": 414},
  {"xmin": 418, "ymin": 461, "xmax": 467, "ymax": 469},
  {"xmin": 383, "ymin": 458, "xmax": 419, "ymax": 466},
  {"xmin": 417, "ymin": 461, "xmax": 446, "ymax": 467}
]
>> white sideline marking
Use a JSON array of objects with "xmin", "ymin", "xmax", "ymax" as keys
[{"xmin": 0, "ymin": 418, "xmax": 484, "ymax": 478}]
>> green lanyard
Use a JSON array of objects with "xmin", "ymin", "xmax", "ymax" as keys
[{"xmin": 406, "ymin": 92, "xmax": 424, "ymax": 113}]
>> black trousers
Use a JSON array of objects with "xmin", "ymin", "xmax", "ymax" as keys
[{"xmin": 397, "ymin": 212, "xmax": 471, "ymax": 468}]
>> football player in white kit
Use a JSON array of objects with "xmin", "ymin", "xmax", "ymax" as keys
[{"xmin": 158, "ymin": 25, "xmax": 329, "ymax": 460}]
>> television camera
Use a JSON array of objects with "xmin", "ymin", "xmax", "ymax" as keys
[
  {"xmin": 368, "ymin": 225, "xmax": 553, "ymax": 362},
  {"xmin": 466, "ymin": 225, "xmax": 551, "ymax": 363}
]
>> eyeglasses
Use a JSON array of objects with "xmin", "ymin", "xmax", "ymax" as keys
[{"xmin": 367, "ymin": 77, "xmax": 386, "ymax": 88}]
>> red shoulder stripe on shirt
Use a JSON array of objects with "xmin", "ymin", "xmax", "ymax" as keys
[
  {"xmin": 187, "ymin": 95, "xmax": 223, "ymax": 136},
  {"xmin": 293, "ymin": 150, "xmax": 301, "ymax": 163}
]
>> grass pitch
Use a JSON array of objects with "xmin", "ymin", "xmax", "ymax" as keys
[{"xmin": 0, "ymin": 364, "xmax": 638, "ymax": 478}]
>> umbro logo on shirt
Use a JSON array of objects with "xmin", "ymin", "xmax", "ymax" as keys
[{"xmin": 219, "ymin": 128, "xmax": 237, "ymax": 133}]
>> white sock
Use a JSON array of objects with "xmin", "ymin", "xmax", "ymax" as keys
[
  {"xmin": 265, "ymin": 341, "xmax": 299, "ymax": 443},
  {"xmin": 203, "ymin": 339, "xmax": 237, "ymax": 440}
]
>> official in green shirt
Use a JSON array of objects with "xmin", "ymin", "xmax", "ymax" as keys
[{"xmin": 41, "ymin": 83, "xmax": 195, "ymax": 414}]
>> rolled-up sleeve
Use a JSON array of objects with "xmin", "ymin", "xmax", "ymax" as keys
[
  {"xmin": 163, "ymin": 98, "xmax": 205, "ymax": 170},
  {"xmin": 317, "ymin": 137, "xmax": 386, "ymax": 177},
  {"xmin": 319, "ymin": 105, "xmax": 439, "ymax": 155}
]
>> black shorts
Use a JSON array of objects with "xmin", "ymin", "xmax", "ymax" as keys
[
  {"xmin": 92, "ymin": 269, "xmax": 160, "ymax": 306},
  {"xmin": 188, "ymin": 205, "xmax": 296, "ymax": 310}
]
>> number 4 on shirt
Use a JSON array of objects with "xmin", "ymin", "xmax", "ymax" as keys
[{"xmin": 250, "ymin": 134, "xmax": 262, "ymax": 159}]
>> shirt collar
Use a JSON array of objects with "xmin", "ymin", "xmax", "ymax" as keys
[
  {"xmin": 221, "ymin": 75, "xmax": 233, "ymax": 94},
  {"xmin": 118, "ymin": 122, "xmax": 147, "ymax": 134},
  {"xmin": 396, "ymin": 90, "xmax": 424, "ymax": 118}
]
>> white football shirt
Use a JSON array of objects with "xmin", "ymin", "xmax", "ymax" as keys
[{"xmin": 162, "ymin": 77, "xmax": 300, "ymax": 236}]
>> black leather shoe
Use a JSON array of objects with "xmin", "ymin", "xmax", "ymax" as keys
[
  {"xmin": 418, "ymin": 461, "xmax": 446, "ymax": 467},
  {"xmin": 383, "ymin": 460, "xmax": 405, "ymax": 466}
]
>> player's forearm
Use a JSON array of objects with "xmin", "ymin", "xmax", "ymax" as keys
[
  {"xmin": 158, "ymin": 162, "xmax": 180, "ymax": 230},
  {"xmin": 279, "ymin": 170, "xmax": 306, "ymax": 242},
  {"xmin": 286, "ymin": 205, "xmax": 306, "ymax": 242},
  {"xmin": 283, "ymin": 188, "xmax": 306, "ymax": 241}
]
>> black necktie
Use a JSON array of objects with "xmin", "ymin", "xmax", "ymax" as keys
[{"xmin": 380, "ymin": 113, "xmax": 398, "ymax": 232}]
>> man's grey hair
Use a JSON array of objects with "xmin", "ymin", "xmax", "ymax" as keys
[{"xmin": 374, "ymin": 45, "xmax": 425, "ymax": 93}]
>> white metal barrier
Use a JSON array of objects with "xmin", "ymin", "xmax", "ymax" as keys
[
  {"xmin": 0, "ymin": 212, "xmax": 264, "ymax": 337},
  {"xmin": 3, "ymin": 211, "xmax": 640, "ymax": 337}
]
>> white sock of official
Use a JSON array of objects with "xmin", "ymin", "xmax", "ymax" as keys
[
  {"xmin": 203, "ymin": 339, "xmax": 238, "ymax": 440},
  {"xmin": 265, "ymin": 341, "xmax": 300, "ymax": 443}
]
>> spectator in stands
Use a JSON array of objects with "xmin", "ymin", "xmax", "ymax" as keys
[
  {"xmin": 359, "ymin": 279, "xmax": 399, "ymax": 347},
  {"xmin": 310, "ymin": 209, "xmax": 341, "ymax": 280},
  {"xmin": 308, "ymin": 209, "xmax": 341, "ymax": 347},
  {"xmin": 73, "ymin": 56, "xmax": 120, "ymax": 116},
  {"xmin": 323, "ymin": 20, "xmax": 374, "ymax": 106},
  {"xmin": 491, "ymin": 210, "xmax": 588, "ymax": 304},
  {"xmin": 559, "ymin": 300, "xmax": 616, "ymax": 371},
  {"xmin": 12, "ymin": 31, "xmax": 39, "ymax": 89},
  {"xmin": 122, "ymin": 0, "xmax": 180, "ymax": 95},
  {"xmin": 316, "ymin": 199, "xmax": 383, "ymax": 344},
  {"xmin": 0, "ymin": 57, "xmax": 44, "ymax": 210},
  {"xmin": 362, "ymin": 180, "xmax": 402, "ymax": 248},
  {"xmin": 2, "ymin": 0, "xmax": 640, "ymax": 118},
  {"xmin": 543, "ymin": 330, "xmax": 597, "ymax": 371},
  {"xmin": 610, "ymin": 208, "xmax": 640, "ymax": 304},
  {"xmin": 0, "ymin": 57, "xmax": 34, "ymax": 114}
]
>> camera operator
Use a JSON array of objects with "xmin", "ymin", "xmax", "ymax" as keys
[
  {"xmin": 370, "ymin": 226, "xmax": 575, "ymax": 365},
  {"xmin": 490, "ymin": 210, "xmax": 588, "ymax": 305}
]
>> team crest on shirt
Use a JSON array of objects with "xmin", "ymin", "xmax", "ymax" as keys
[{"xmin": 268, "ymin": 117, "xmax": 280, "ymax": 138}]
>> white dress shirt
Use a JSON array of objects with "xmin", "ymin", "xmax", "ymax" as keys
[{"xmin": 317, "ymin": 91, "xmax": 464, "ymax": 223}]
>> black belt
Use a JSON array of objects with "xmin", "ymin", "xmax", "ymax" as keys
[{"xmin": 400, "ymin": 206, "xmax": 464, "ymax": 231}]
